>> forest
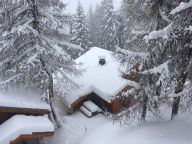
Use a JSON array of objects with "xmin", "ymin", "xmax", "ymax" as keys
[{"xmin": 0, "ymin": 0, "xmax": 192, "ymax": 144}]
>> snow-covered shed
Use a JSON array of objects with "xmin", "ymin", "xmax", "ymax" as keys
[
  {"xmin": 64, "ymin": 47, "xmax": 138, "ymax": 114},
  {"xmin": 0, "ymin": 89, "xmax": 54, "ymax": 144},
  {"xmin": 0, "ymin": 89, "xmax": 51, "ymax": 124}
]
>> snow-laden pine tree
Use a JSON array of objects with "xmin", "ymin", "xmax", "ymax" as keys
[
  {"xmin": 115, "ymin": 0, "xmax": 162, "ymax": 124},
  {"xmin": 115, "ymin": 13, "xmax": 125, "ymax": 49},
  {"xmin": 72, "ymin": 1, "xmax": 91, "ymax": 53},
  {"xmin": 142, "ymin": 0, "xmax": 192, "ymax": 120},
  {"xmin": 0, "ymin": 0, "xmax": 82, "ymax": 126},
  {"xmin": 121, "ymin": 0, "xmax": 159, "ymax": 52},
  {"xmin": 100, "ymin": 0, "xmax": 118, "ymax": 52},
  {"xmin": 87, "ymin": 6, "xmax": 95, "ymax": 47},
  {"xmin": 90, "ymin": 4, "xmax": 104, "ymax": 47},
  {"xmin": 116, "ymin": 0, "xmax": 192, "ymax": 124}
]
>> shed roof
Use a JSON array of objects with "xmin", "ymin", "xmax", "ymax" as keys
[
  {"xmin": 0, "ymin": 115, "xmax": 54, "ymax": 144},
  {"xmin": 0, "ymin": 89, "xmax": 50, "ymax": 110}
]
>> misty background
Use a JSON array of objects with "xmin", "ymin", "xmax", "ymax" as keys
[{"xmin": 66, "ymin": 0, "xmax": 121, "ymax": 13}]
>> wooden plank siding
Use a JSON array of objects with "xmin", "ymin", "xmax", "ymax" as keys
[
  {"xmin": 71, "ymin": 95, "xmax": 89, "ymax": 111},
  {"xmin": 0, "ymin": 106, "xmax": 50, "ymax": 114},
  {"xmin": 70, "ymin": 88, "xmax": 134, "ymax": 114},
  {"xmin": 10, "ymin": 132, "xmax": 54, "ymax": 144},
  {"xmin": 71, "ymin": 92, "xmax": 113, "ymax": 113},
  {"xmin": 0, "ymin": 107, "xmax": 50, "ymax": 124}
]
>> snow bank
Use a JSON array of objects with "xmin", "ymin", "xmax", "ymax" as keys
[
  {"xmin": 0, "ymin": 89, "xmax": 50, "ymax": 110},
  {"xmin": 170, "ymin": 0, "xmax": 192, "ymax": 15},
  {"xmin": 64, "ymin": 47, "xmax": 131, "ymax": 107},
  {"xmin": 0, "ymin": 115, "xmax": 54, "ymax": 144},
  {"xmin": 80, "ymin": 116, "xmax": 192, "ymax": 144}
]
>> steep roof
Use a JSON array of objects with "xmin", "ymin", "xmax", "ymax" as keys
[{"xmin": 64, "ymin": 47, "xmax": 136, "ymax": 107}]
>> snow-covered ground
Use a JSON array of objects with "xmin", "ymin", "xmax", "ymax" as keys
[
  {"xmin": 46, "ymin": 109, "xmax": 192, "ymax": 144},
  {"xmin": 45, "ymin": 112, "xmax": 110, "ymax": 144}
]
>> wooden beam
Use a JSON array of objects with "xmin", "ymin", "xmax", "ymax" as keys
[
  {"xmin": 0, "ymin": 106, "xmax": 50, "ymax": 115},
  {"xmin": 11, "ymin": 132, "xmax": 54, "ymax": 144}
]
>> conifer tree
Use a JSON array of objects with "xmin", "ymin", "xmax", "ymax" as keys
[
  {"xmin": 100, "ymin": 0, "xmax": 118, "ymax": 51},
  {"xmin": 116, "ymin": 0, "xmax": 192, "ymax": 124},
  {"xmin": 87, "ymin": 6, "xmax": 96, "ymax": 47},
  {"xmin": 72, "ymin": 1, "xmax": 91, "ymax": 52},
  {"xmin": 0, "ymin": 0, "xmax": 82, "ymax": 127}
]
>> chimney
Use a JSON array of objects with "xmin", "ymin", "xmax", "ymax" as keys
[{"xmin": 99, "ymin": 56, "xmax": 106, "ymax": 65}]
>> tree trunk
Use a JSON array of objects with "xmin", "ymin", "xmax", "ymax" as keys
[
  {"xmin": 30, "ymin": 0, "xmax": 60, "ymax": 128},
  {"xmin": 40, "ymin": 56, "xmax": 60, "ymax": 128},
  {"xmin": 171, "ymin": 72, "xmax": 188, "ymax": 120},
  {"xmin": 141, "ymin": 94, "xmax": 148, "ymax": 121},
  {"xmin": 31, "ymin": 0, "xmax": 39, "ymax": 30},
  {"xmin": 171, "ymin": 46, "xmax": 192, "ymax": 119}
]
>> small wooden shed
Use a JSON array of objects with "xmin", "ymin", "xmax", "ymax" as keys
[{"xmin": 0, "ymin": 90, "xmax": 54, "ymax": 144}]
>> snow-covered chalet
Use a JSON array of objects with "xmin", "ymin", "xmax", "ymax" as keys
[{"xmin": 64, "ymin": 47, "xmax": 139, "ymax": 114}]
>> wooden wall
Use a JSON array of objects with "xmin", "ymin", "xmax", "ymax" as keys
[
  {"xmin": 0, "ymin": 107, "xmax": 50, "ymax": 124},
  {"xmin": 71, "ymin": 92, "xmax": 113, "ymax": 113},
  {"xmin": 71, "ymin": 85, "xmax": 134, "ymax": 114}
]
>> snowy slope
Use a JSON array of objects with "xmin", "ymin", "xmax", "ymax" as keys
[
  {"xmin": 0, "ymin": 89, "xmax": 50, "ymax": 110},
  {"xmin": 46, "ymin": 110, "xmax": 192, "ymax": 144},
  {"xmin": 0, "ymin": 115, "xmax": 54, "ymax": 144},
  {"xmin": 81, "ymin": 116, "xmax": 192, "ymax": 144},
  {"xmin": 64, "ymin": 47, "xmax": 133, "ymax": 107}
]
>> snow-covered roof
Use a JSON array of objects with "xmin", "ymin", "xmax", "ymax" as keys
[
  {"xmin": 64, "ymin": 47, "xmax": 136, "ymax": 107},
  {"xmin": 0, "ymin": 115, "xmax": 54, "ymax": 144},
  {"xmin": 0, "ymin": 89, "xmax": 50, "ymax": 110},
  {"xmin": 83, "ymin": 101, "xmax": 101, "ymax": 113}
]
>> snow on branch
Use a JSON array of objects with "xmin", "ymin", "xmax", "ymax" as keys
[
  {"xmin": 170, "ymin": 0, "xmax": 192, "ymax": 15},
  {"xmin": 131, "ymin": 29, "xmax": 150, "ymax": 35},
  {"xmin": 0, "ymin": 74, "xmax": 22, "ymax": 86},
  {"xmin": 2, "ymin": 18, "xmax": 35, "ymax": 37},
  {"xmin": 185, "ymin": 26, "xmax": 192, "ymax": 32},
  {"xmin": 142, "ymin": 61, "xmax": 169, "ymax": 76},
  {"xmin": 142, "ymin": 61, "xmax": 170, "ymax": 86},
  {"xmin": 116, "ymin": 47, "xmax": 148, "ymax": 72},
  {"xmin": 169, "ymin": 86, "xmax": 192, "ymax": 98},
  {"xmin": 144, "ymin": 23, "xmax": 173, "ymax": 43}
]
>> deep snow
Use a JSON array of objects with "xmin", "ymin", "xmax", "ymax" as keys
[
  {"xmin": 0, "ymin": 89, "xmax": 50, "ymax": 110},
  {"xmin": 46, "ymin": 109, "xmax": 192, "ymax": 144}
]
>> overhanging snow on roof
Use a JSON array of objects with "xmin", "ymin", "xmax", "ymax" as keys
[
  {"xmin": 0, "ymin": 89, "xmax": 50, "ymax": 110},
  {"xmin": 64, "ymin": 47, "xmax": 136, "ymax": 108},
  {"xmin": 0, "ymin": 115, "xmax": 54, "ymax": 144}
]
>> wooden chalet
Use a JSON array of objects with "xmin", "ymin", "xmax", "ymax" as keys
[
  {"xmin": 62, "ymin": 47, "xmax": 140, "ymax": 114},
  {"xmin": 0, "ymin": 90, "xmax": 54, "ymax": 144}
]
